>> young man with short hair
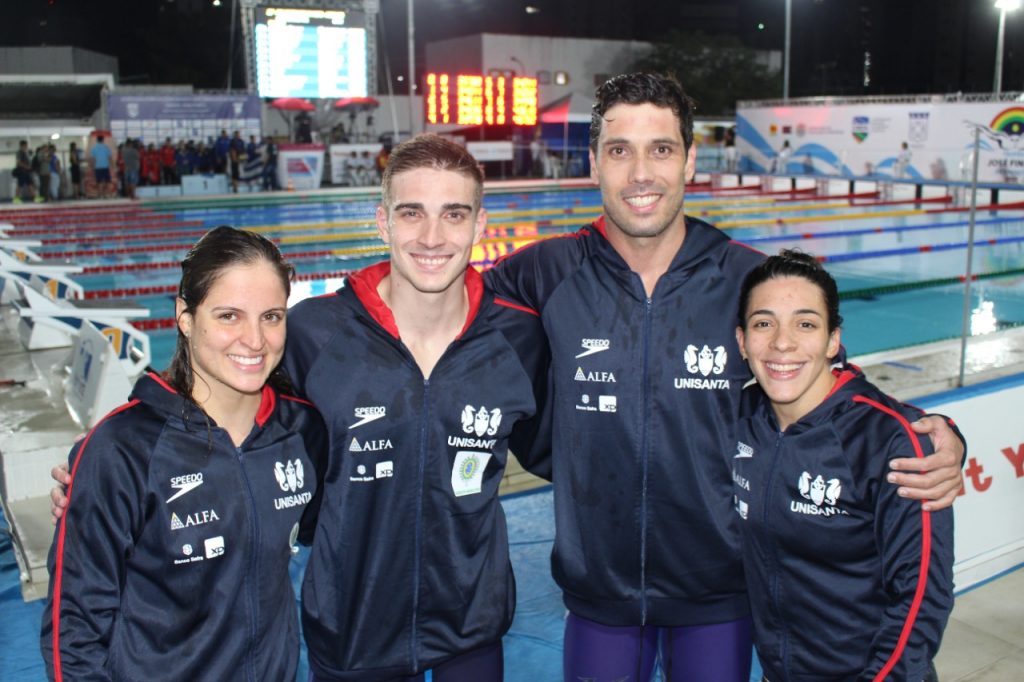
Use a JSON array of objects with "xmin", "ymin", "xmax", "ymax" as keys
[{"xmin": 286, "ymin": 134, "xmax": 551, "ymax": 681}]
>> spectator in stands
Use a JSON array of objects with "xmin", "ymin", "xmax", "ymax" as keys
[
  {"xmin": 198, "ymin": 142, "xmax": 215, "ymax": 175},
  {"xmin": 160, "ymin": 137, "xmax": 178, "ymax": 185},
  {"xmin": 262, "ymin": 136, "xmax": 279, "ymax": 191},
  {"xmin": 894, "ymin": 141, "xmax": 912, "ymax": 179},
  {"xmin": 530, "ymin": 130, "xmax": 545, "ymax": 177},
  {"xmin": 214, "ymin": 129, "xmax": 231, "ymax": 174},
  {"xmin": 122, "ymin": 139, "xmax": 141, "ymax": 200},
  {"xmin": 230, "ymin": 131, "xmax": 246, "ymax": 193},
  {"xmin": 143, "ymin": 142, "xmax": 161, "ymax": 186},
  {"xmin": 724, "ymin": 127, "xmax": 738, "ymax": 173},
  {"xmin": 772, "ymin": 139, "xmax": 792, "ymax": 174},
  {"xmin": 68, "ymin": 142, "xmax": 83, "ymax": 199},
  {"xmin": 35, "ymin": 144, "xmax": 51, "ymax": 202},
  {"xmin": 116, "ymin": 143, "xmax": 126, "ymax": 196},
  {"xmin": 375, "ymin": 142, "xmax": 391, "ymax": 181},
  {"xmin": 13, "ymin": 139, "xmax": 37, "ymax": 203},
  {"xmin": 247, "ymin": 134, "xmax": 259, "ymax": 163},
  {"xmin": 89, "ymin": 135, "xmax": 114, "ymax": 199},
  {"xmin": 360, "ymin": 150, "xmax": 375, "ymax": 185},
  {"xmin": 175, "ymin": 141, "xmax": 191, "ymax": 177},
  {"xmin": 48, "ymin": 144, "xmax": 61, "ymax": 200}
]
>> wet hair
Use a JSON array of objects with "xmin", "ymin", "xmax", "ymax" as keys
[
  {"xmin": 738, "ymin": 249, "xmax": 843, "ymax": 333},
  {"xmin": 167, "ymin": 226, "xmax": 295, "ymax": 403},
  {"xmin": 380, "ymin": 133, "xmax": 484, "ymax": 210},
  {"xmin": 589, "ymin": 72, "xmax": 695, "ymax": 153}
]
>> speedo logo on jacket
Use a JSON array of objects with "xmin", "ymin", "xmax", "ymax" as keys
[
  {"xmin": 674, "ymin": 342, "xmax": 731, "ymax": 390},
  {"xmin": 575, "ymin": 338, "xmax": 611, "ymax": 358},
  {"xmin": 351, "ymin": 405, "xmax": 386, "ymax": 428}
]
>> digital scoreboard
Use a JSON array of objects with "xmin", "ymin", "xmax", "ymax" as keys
[
  {"xmin": 254, "ymin": 7, "xmax": 368, "ymax": 99},
  {"xmin": 426, "ymin": 73, "xmax": 538, "ymax": 127}
]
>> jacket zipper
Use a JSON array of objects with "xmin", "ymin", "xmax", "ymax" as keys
[
  {"xmin": 640, "ymin": 295, "xmax": 653, "ymax": 625},
  {"xmin": 763, "ymin": 430, "xmax": 788, "ymax": 679},
  {"xmin": 235, "ymin": 443, "xmax": 261, "ymax": 682},
  {"xmin": 410, "ymin": 379, "xmax": 430, "ymax": 673}
]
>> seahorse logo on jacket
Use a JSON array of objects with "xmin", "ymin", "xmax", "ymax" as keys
[
  {"xmin": 675, "ymin": 343, "xmax": 730, "ymax": 390},
  {"xmin": 462, "ymin": 405, "xmax": 502, "ymax": 437},
  {"xmin": 448, "ymin": 405, "xmax": 500, "ymax": 449},
  {"xmin": 274, "ymin": 459, "xmax": 305, "ymax": 493},
  {"xmin": 273, "ymin": 459, "xmax": 312, "ymax": 510},
  {"xmin": 791, "ymin": 471, "xmax": 847, "ymax": 517}
]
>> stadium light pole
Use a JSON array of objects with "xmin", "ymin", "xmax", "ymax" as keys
[
  {"xmin": 407, "ymin": 0, "xmax": 419, "ymax": 134},
  {"xmin": 783, "ymin": 0, "xmax": 791, "ymax": 101},
  {"xmin": 994, "ymin": 0, "xmax": 1022, "ymax": 95}
]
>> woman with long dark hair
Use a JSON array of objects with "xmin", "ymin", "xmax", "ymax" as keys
[{"xmin": 42, "ymin": 226, "xmax": 325, "ymax": 681}]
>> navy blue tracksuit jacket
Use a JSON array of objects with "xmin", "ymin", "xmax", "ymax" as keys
[
  {"xmin": 735, "ymin": 368, "xmax": 955, "ymax": 681},
  {"xmin": 285, "ymin": 262, "xmax": 550, "ymax": 680}
]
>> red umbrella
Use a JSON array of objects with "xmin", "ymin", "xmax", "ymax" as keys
[
  {"xmin": 270, "ymin": 97, "xmax": 316, "ymax": 112},
  {"xmin": 333, "ymin": 96, "xmax": 380, "ymax": 111}
]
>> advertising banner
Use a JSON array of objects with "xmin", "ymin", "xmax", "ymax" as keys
[
  {"xmin": 916, "ymin": 374, "xmax": 1024, "ymax": 589},
  {"xmin": 737, "ymin": 100, "xmax": 1024, "ymax": 185},
  {"xmin": 279, "ymin": 143, "xmax": 325, "ymax": 190},
  {"xmin": 108, "ymin": 94, "xmax": 261, "ymax": 145}
]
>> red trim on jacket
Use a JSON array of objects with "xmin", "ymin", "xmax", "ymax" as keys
[
  {"xmin": 494, "ymin": 297, "xmax": 540, "ymax": 317},
  {"xmin": 255, "ymin": 384, "xmax": 276, "ymax": 427},
  {"xmin": 348, "ymin": 262, "xmax": 399, "ymax": 338},
  {"xmin": 51, "ymin": 399, "xmax": 142, "ymax": 682},
  {"xmin": 823, "ymin": 368, "xmax": 858, "ymax": 401},
  {"xmin": 280, "ymin": 394, "xmax": 315, "ymax": 408},
  {"xmin": 149, "ymin": 371, "xmax": 177, "ymax": 394},
  {"xmin": 348, "ymin": 261, "xmax": 487, "ymax": 341},
  {"xmin": 853, "ymin": 395, "xmax": 933, "ymax": 682}
]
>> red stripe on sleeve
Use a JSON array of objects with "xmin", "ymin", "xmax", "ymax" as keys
[
  {"xmin": 493, "ymin": 297, "xmax": 540, "ymax": 317},
  {"xmin": 51, "ymin": 399, "xmax": 141, "ymax": 682},
  {"xmin": 853, "ymin": 395, "xmax": 932, "ymax": 682}
]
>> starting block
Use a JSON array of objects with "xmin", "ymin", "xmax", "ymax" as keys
[
  {"xmin": 0, "ymin": 248, "xmax": 84, "ymax": 304},
  {"xmin": 13, "ymin": 280, "xmax": 151, "ymax": 377},
  {"xmin": 64, "ymin": 320, "xmax": 141, "ymax": 429}
]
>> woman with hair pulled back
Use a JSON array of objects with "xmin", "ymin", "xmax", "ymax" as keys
[
  {"xmin": 733, "ymin": 249, "xmax": 954, "ymax": 681},
  {"xmin": 42, "ymin": 226, "xmax": 326, "ymax": 681}
]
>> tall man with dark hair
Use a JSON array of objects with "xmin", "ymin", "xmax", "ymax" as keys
[{"xmin": 484, "ymin": 72, "xmax": 963, "ymax": 681}]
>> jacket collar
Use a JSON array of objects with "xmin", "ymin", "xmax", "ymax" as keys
[
  {"xmin": 347, "ymin": 260, "xmax": 485, "ymax": 340},
  {"xmin": 134, "ymin": 372, "xmax": 278, "ymax": 429},
  {"xmin": 587, "ymin": 214, "xmax": 735, "ymax": 279}
]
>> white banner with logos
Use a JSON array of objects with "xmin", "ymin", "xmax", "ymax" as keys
[
  {"xmin": 737, "ymin": 101, "xmax": 1024, "ymax": 184},
  {"xmin": 278, "ymin": 144, "xmax": 325, "ymax": 191},
  {"xmin": 915, "ymin": 373, "xmax": 1024, "ymax": 589}
]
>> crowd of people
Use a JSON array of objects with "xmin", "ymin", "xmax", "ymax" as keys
[
  {"xmin": 116, "ymin": 130, "xmax": 281, "ymax": 197},
  {"xmin": 12, "ymin": 139, "xmax": 80, "ymax": 203},
  {"xmin": 44, "ymin": 72, "xmax": 964, "ymax": 682},
  {"xmin": 11, "ymin": 130, "xmax": 282, "ymax": 202}
]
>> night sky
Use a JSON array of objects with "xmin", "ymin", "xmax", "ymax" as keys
[{"xmin": 2, "ymin": 0, "xmax": 1021, "ymax": 98}]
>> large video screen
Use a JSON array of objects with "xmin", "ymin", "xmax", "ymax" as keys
[{"xmin": 254, "ymin": 7, "xmax": 368, "ymax": 99}]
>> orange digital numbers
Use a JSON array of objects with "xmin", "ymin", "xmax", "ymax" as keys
[{"xmin": 426, "ymin": 73, "xmax": 536, "ymax": 127}]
